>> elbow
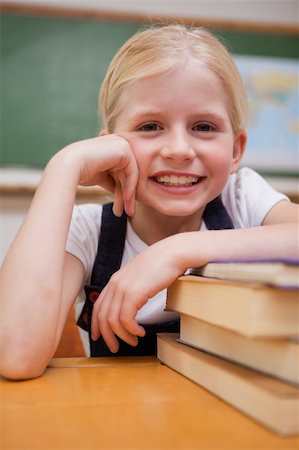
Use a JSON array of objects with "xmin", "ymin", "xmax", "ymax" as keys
[
  {"xmin": 0, "ymin": 339, "xmax": 49, "ymax": 381},
  {"xmin": 1, "ymin": 360, "xmax": 45, "ymax": 381}
]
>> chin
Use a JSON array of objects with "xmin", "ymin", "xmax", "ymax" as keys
[
  {"xmin": 136, "ymin": 192, "xmax": 210, "ymax": 219},
  {"xmin": 154, "ymin": 202, "xmax": 203, "ymax": 218}
]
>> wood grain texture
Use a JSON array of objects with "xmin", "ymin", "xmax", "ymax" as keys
[{"xmin": 2, "ymin": 358, "xmax": 299, "ymax": 449}]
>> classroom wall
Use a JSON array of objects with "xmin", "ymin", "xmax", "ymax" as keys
[
  {"xmin": 2, "ymin": 0, "xmax": 298, "ymax": 25},
  {"xmin": 1, "ymin": 6, "xmax": 298, "ymax": 168}
]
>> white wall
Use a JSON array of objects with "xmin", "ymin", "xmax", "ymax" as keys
[
  {"xmin": 0, "ymin": 199, "xmax": 31, "ymax": 264},
  {"xmin": 3, "ymin": 0, "xmax": 299, "ymax": 26}
]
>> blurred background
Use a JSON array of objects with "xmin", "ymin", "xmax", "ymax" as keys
[{"xmin": 0, "ymin": 0, "xmax": 298, "ymax": 262}]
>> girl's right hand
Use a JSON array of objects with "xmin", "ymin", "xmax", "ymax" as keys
[{"xmin": 61, "ymin": 134, "xmax": 139, "ymax": 217}]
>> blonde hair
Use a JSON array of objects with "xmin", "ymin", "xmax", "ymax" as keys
[{"xmin": 99, "ymin": 24, "xmax": 248, "ymax": 133}]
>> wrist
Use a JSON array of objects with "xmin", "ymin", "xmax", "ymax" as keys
[
  {"xmin": 157, "ymin": 233, "xmax": 200, "ymax": 275},
  {"xmin": 166, "ymin": 231, "xmax": 211, "ymax": 273},
  {"xmin": 45, "ymin": 146, "xmax": 82, "ymax": 186}
]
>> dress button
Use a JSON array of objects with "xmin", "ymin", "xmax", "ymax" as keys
[{"xmin": 89, "ymin": 290, "xmax": 99, "ymax": 303}]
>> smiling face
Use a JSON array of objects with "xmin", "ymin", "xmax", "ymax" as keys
[{"xmin": 112, "ymin": 60, "xmax": 246, "ymax": 223}]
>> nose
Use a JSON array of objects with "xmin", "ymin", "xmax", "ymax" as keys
[{"xmin": 160, "ymin": 127, "xmax": 196, "ymax": 162}]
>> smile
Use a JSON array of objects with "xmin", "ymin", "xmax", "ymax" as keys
[{"xmin": 154, "ymin": 175, "xmax": 200, "ymax": 186}]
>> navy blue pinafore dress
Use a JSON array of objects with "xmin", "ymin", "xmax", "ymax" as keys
[{"xmin": 77, "ymin": 196, "xmax": 234, "ymax": 356}]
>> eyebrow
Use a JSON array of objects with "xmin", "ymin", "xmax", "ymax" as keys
[{"xmin": 127, "ymin": 109, "xmax": 164, "ymax": 123}]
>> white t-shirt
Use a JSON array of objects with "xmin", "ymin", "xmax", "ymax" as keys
[{"xmin": 66, "ymin": 167, "xmax": 288, "ymax": 355}]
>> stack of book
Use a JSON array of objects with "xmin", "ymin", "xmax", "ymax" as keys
[{"xmin": 157, "ymin": 259, "xmax": 299, "ymax": 436}]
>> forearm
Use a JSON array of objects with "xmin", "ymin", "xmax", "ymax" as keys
[
  {"xmin": 0, "ymin": 134, "xmax": 139, "ymax": 378},
  {"xmin": 0, "ymin": 150, "xmax": 81, "ymax": 376},
  {"xmin": 173, "ymin": 223, "xmax": 299, "ymax": 274}
]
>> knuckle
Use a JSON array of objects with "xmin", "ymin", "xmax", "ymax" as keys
[
  {"xmin": 119, "ymin": 312, "xmax": 130, "ymax": 328},
  {"xmin": 98, "ymin": 314, "xmax": 106, "ymax": 328},
  {"xmin": 109, "ymin": 273, "xmax": 120, "ymax": 287},
  {"xmin": 107, "ymin": 314, "xmax": 117, "ymax": 328}
]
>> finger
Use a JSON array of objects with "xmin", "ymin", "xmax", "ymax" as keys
[
  {"xmin": 91, "ymin": 285, "xmax": 111, "ymax": 341},
  {"xmin": 99, "ymin": 290, "xmax": 139, "ymax": 351},
  {"xmin": 108, "ymin": 319, "xmax": 138, "ymax": 348},
  {"xmin": 93, "ymin": 291, "xmax": 120, "ymax": 352},
  {"xmin": 108, "ymin": 306, "xmax": 139, "ymax": 347},
  {"xmin": 122, "ymin": 168, "xmax": 138, "ymax": 218},
  {"xmin": 120, "ymin": 294, "xmax": 146, "ymax": 337},
  {"xmin": 112, "ymin": 182, "xmax": 124, "ymax": 217},
  {"xmin": 123, "ymin": 191, "xmax": 136, "ymax": 218},
  {"xmin": 91, "ymin": 292, "xmax": 104, "ymax": 341},
  {"xmin": 96, "ymin": 285, "xmax": 127, "ymax": 353}
]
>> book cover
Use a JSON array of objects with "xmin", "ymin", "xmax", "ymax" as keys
[
  {"xmin": 179, "ymin": 314, "xmax": 299, "ymax": 385},
  {"xmin": 166, "ymin": 276, "xmax": 299, "ymax": 338},
  {"xmin": 157, "ymin": 333, "xmax": 299, "ymax": 436},
  {"xmin": 189, "ymin": 259, "xmax": 299, "ymax": 289}
]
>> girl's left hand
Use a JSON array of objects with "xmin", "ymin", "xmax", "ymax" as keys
[{"xmin": 90, "ymin": 237, "xmax": 185, "ymax": 352}]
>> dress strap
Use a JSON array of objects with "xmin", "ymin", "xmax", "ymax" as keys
[
  {"xmin": 76, "ymin": 203, "xmax": 127, "ymax": 332},
  {"xmin": 90, "ymin": 203, "xmax": 127, "ymax": 288},
  {"xmin": 203, "ymin": 195, "xmax": 234, "ymax": 230}
]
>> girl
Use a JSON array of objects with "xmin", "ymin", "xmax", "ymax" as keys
[{"xmin": 0, "ymin": 24, "xmax": 298, "ymax": 379}]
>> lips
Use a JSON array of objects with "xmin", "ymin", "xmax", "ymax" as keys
[{"xmin": 153, "ymin": 174, "xmax": 201, "ymax": 187}]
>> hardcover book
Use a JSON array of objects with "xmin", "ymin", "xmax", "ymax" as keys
[
  {"xmin": 190, "ymin": 259, "xmax": 299, "ymax": 289},
  {"xmin": 157, "ymin": 333, "xmax": 299, "ymax": 436},
  {"xmin": 166, "ymin": 276, "xmax": 299, "ymax": 338},
  {"xmin": 179, "ymin": 314, "xmax": 299, "ymax": 385}
]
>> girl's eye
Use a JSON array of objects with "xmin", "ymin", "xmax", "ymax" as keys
[
  {"xmin": 193, "ymin": 123, "xmax": 215, "ymax": 132},
  {"xmin": 139, "ymin": 123, "xmax": 161, "ymax": 132}
]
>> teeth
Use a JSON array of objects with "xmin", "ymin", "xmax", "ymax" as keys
[{"xmin": 155, "ymin": 175, "xmax": 199, "ymax": 186}]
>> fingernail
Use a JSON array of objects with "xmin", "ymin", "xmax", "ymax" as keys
[
  {"xmin": 112, "ymin": 206, "xmax": 122, "ymax": 217},
  {"xmin": 110, "ymin": 343, "xmax": 119, "ymax": 353},
  {"xmin": 91, "ymin": 332, "xmax": 99, "ymax": 342}
]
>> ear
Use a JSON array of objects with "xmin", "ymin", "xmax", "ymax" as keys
[
  {"xmin": 99, "ymin": 129, "xmax": 109, "ymax": 136},
  {"xmin": 231, "ymin": 129, "xmax": 247, "ymax": 174}
]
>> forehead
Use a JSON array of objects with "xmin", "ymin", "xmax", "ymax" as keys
[{"xmin": 115, "ymin": 61, "xmax": 230, "ymax": 126}]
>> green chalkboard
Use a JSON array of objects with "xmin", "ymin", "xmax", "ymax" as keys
[{"xmin": 1, "ymin": 13, "xmax": 298, "ymax": 167}]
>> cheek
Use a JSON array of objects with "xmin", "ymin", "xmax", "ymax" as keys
[
  {"xmin": 210, "ymin": 153, "xmax": 232, "ymax": 174},
  {"xmin": 203, "ymin": 140, "xmax": 234, "ymax": 175}
]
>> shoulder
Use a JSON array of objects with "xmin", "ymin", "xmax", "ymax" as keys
[
  {"xmin": 68, "ymin": 203, "xmax": 104, "ymax": 247},
  {"xmin": 221, "ymin": 167, "xmax": 289, "ymax": 228},
  {"xmin": 71, "ymin": 203, "xmax": 104, "ymax": 226}
]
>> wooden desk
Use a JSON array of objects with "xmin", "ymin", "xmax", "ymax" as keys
[{"xmin": 1, "ymin": 357, "xmax": 298, "ymax": 450}]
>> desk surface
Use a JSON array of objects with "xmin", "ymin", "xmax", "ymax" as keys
[{"xmin": 1, "ymin": 357, "xmax": 298, "ymax": 450}]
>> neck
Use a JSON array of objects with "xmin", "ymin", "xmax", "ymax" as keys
[{"xmin": 129, "ymin": 202, "xmax": 204, "ymax": 245}]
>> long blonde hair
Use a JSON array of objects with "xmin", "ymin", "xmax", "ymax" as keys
[{"xmin": 99, "ymin": 24, "xmax": 247, "ymax": 133}]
